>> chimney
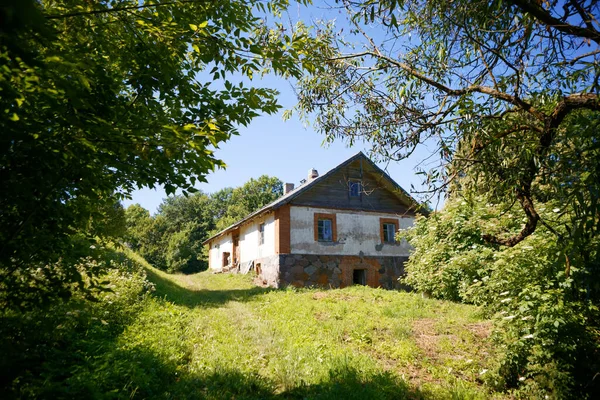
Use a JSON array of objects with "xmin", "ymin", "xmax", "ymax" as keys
[
  {"xmin": 308, "ymin": 168, "xmax": 319, "ymax": 181},
  {"xmin": 284, "ymin": 183, "xmax": 295, "ymax": 195}
]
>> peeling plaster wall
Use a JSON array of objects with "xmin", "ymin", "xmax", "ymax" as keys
[
  {"xmin": 208, "ymin": 234, "xmax": 233, "ymax": 271},
  {"xmin": 239, "ymin": 212, "xmax": 276, "ymax": 263},
  {"xmin": 253, "ymin": 255, "xmax": 281, "ymax": 287},
  {"xmin": 289, "ymin": 206, "xmax": 414, "ymax": 256}
]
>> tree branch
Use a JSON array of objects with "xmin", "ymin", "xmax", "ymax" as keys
[
  {"xmin": 482, "ymin": 190, "xmax": 540, "ymax": 246},
  {"xmin": 45, "ymin": 0, "xmax": 206, "ymax": 20},
  {"xmin": 507, "ymin": 0, "xmax": 600, "ymax": 44}
]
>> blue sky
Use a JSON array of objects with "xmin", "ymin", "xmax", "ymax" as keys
[
  {"xmin": 122, "ymin": 76, "xmax": 439, "ymax": 214},
  {"xmin": 122, "ymin": 3, "xmax": 442, "ymax": 213}
]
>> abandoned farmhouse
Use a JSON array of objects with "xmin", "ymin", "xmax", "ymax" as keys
[{"xmin": 203, "ymin": 152, "xmax": 425, "ymax": 289}]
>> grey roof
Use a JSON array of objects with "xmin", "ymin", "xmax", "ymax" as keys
[{"xmin": 203, "ymin": 151, "xmax": 426, "ymax": 244}]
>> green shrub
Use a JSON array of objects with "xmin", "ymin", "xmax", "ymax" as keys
[
  {"xmin": 0, "ymin": 248, "xmax": 153, "ymax": 398},
  {"xmin": 402, "ymin": 196, "xmax": 600, "ymax": 397}
]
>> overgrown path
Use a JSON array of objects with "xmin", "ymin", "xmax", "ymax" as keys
[{"xmin": 134, "ymin": 265, "xmax": 504, "ymax": 399}]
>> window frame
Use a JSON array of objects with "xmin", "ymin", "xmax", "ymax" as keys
[
  {"xmin": 348, "ymin": 180, "xmax": 362, "ymax": 198},
  {"xmin": 258, "ymin": 223, "xmax": 265, "ymax": 245},
  {"xmin": 380, "ymin": 218, "xmax": 399, "ymax": 244},
  {"xmin": 314, "ymin": 212, "xmax": 337, "ymax": 242}
]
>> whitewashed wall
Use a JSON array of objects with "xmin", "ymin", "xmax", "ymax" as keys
[
  {"xmin": 239, "ymin": 212, "xmax": 276, "ymax": 263},
  {"xmin": 289, "ymin": 206, "xmax": 414, "ymax": 256},
  {"xmin": 208, "ymin": 234, "xmax": 233, "ymax": 271}
]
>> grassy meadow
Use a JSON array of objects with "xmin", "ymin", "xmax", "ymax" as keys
[{"xmin": 2, "ymin": 250, "xmax": 507, "ymax": 399}]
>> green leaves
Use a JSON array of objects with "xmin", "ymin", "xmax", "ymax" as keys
[
  {"xmin": 124, "ymin": 175, "xmax": 282, "ymax": 273},
  {"xmin": 293, "ymin": 0, "xmax": 600, "ymax": 247},
  {"xmin": 404, "ymin": 194, "xmax": 600, "ymax": 396},
  {"xmin": 0, "ymin": 0, "xmax": 310, "ymax": 308}
]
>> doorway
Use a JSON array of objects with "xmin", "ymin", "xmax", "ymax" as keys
[{"xmin": 353, "ymin": 269, "xmax": 366, "ymax": 286}]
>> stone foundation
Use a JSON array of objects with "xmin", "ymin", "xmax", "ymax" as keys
[{"xmin": 254, "ymin": 253, "xmax": 409, "ymax": 290}]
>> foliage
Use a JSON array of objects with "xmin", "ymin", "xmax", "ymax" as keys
[
  {"xmin": 0, "ymin": 0, "xmax": 310, "ymax": 306},
  {"xmin": 213, "ymin": 175, "xmax": 283, "ymax": 231},
  {"xmin": 402, "ymin": 196, "xmax": 600, "ymax": 397},
  {"xmin": 0, "ymin": 245, "xmax": 154, "ymax": 398},
  {"xmin": 2, "ymin": 262, "xmax": 506, "ymax": 399},
  {"xmin": 124, "ymin": 175, "xmax": 282, "ymax": 273},
  {"xmin": 293, "ymin": 0, "xmax": 600, "ymax": 246},
  {"xmin": 293, "ymin": 2, "xmax": 600, "ymax": 395}
]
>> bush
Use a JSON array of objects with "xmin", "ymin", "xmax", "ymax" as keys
[
  {"xmin": 0, "ymin": 248, "xmax": 154, "ymax": 398},
  {"xmin": 402, "ymin": 196, "xmax": 600, "ymax": 397}
]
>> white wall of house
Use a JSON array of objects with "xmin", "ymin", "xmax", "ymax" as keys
[
  {"xmin": 208, "ymin": 233, "xmax": 233, "ymax": 270},
  {"xmin": 239, "ymin": 212, "xmax": 276, "ymax": 263},
  {"xmin": 289, "ymin": 205, "xmax": 414, "ymax": 256}
]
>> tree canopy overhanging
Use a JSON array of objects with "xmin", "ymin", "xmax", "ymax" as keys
[
  {"xmin": 0, "ymin": 0, "xmax": 309, "ymax": 307},
  {"xmin": 293, "ymin": 0, "xmax": 600, "ymax": 247}
]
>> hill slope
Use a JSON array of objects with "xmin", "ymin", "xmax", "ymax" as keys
[
  {"xmin": 134, "ymin": 263, "xmax": 503, "ymax": 399},
  {"xmin": 2, "ymin": 249, "xmax": 506, "ymax": 399}
]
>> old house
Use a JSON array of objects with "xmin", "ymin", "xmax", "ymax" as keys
[{"xmin": 203, "ymin": 152, "xmax": 425, "ymax": 289}]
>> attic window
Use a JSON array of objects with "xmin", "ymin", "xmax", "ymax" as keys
[
  {"xmin": 314, "ymin": 213, "xmax": 337, "ymax": 242},
  {"xmin": 349, "ymin": 180, "xmax": 361, "ymax": 197}
]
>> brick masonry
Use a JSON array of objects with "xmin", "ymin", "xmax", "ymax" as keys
[{"xmin": 255, "ymin": 253, "xmax": 410, "ymax": 290}]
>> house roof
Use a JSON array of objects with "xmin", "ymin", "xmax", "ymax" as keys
[{"xmin": 202, "ymin": 151, "xmax": 427, "ymax": 244}]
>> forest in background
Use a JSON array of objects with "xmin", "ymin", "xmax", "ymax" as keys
[{"xmin": 124, "ymin": 175, "xmax": 283, "ymax": 273}]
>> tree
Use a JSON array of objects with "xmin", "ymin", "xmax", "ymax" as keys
[
  {"xmin": 123, "ymin": 176, "xmax": 283, "ymax": 273},
  {"xmin": 293, "ymin": 0, "xmax": 600, "ymax": 247},
  {"xmin": 293, "ymin": 4, "xmax": 600, "ymax": 394},
  {"xmin": 214, "ymin": 175, "xmax": 283, "ymax": 231},
  {"xmin": 124, "ymin": 204, "xmax": 154, "ymax": 251},
  {"xmin": 0, "ymin": 0, "xmax": 309, "ymax": 307}
]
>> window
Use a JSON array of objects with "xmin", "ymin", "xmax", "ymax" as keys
[
  {"xmin": 380, "ymin": 218, "xmax": 398, "ymax": 244},
  {"xmin": 222, "ymin": 252, "xmax": 230, "ymax": 267},
  {"xmin": 349, "ymin": 180, "xmax": 361, "ymax": 197},
  {"xmin": 383, "ymin": 223, "xmax": 396, "ymax": 243},
  {"xmin": 259, "ymin": 223, "xmax": 265, "ymax": 245},
  {"xmin": 314, "ymin": 213, "xmax": 337, "ymax": 242},
  {"xmin": 318, "ymin": 219, "xmax": 333, "ymax": 241}
]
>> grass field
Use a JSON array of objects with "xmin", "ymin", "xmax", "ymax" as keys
[
  {"xmin": 128, "ymin": 260, "xmax": 504, "ymax": 399},
  {"xmin": 2, "ymin": 251, "xmax": 506, "ymax": 399}
]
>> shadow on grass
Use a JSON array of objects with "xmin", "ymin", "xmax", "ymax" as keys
[
  {"xmin": 33, "ymin": 341, "xmax": 429, "ymax": 400},
  {"xmin": 145, "ymin": 268, "xmax": 272, "ymax": 308},
  {"xmin": 176, "ymin": 366, "xmax": 425, "ymax": 400}
]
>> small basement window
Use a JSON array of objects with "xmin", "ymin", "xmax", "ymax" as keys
[
  {"xmin": 353, "ymin": 269, "xmax": 366, "ymax": 285},
  {"xmin": 349, "ymin": 180, "xmax": 361, "ymax": 197}
]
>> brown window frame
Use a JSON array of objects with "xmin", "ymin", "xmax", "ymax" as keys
[
  {"xmin": 380, "ymin": 218, "xmax": 399, "ymax": 244},
  {"xmin": 314, "ymin": 212, "xmax": 337, "ymax": 242}
]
